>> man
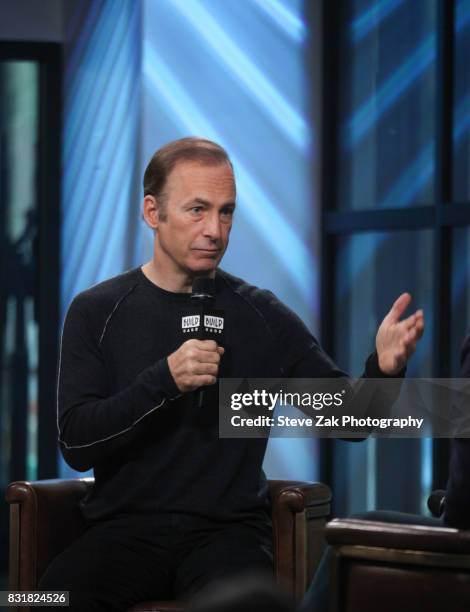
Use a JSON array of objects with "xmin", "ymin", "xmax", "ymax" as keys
[{"xmin": 40, "ymin": 138, "xmax": 424, "ymax": 610}]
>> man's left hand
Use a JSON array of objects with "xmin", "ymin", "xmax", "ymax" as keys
[{"xmin": 376, "ymin": 293, "xmax": 424, "ymax": 375}]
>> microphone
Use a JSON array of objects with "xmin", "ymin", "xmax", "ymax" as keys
[
  {"xmin": 191, "ymin": 276, "xmax": 216, "ymax": 303},
  {"xmin": 189, "ymin": 277, "xmax": 223, "ymax": 408},
  {"xmin": 427, "ymin": 489, "xmax": 446, "ymax": 518}
]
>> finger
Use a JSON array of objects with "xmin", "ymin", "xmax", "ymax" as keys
[
  {"xmin": 389, "ymin": 320, "xmax": 414, "ymax": 343},
  {"xmin": 193, "ymin": 374, "xmax": 217, "ymax": 387},
  {"xmin": 408, "ymin": 309, "xmax": 424, "ymax": 324},
  {"xmin": 405, "ymin": 315, "xmax": 424, "ymax": 339},
  {"xmin": 401, "ymin": 312, "xmax": 419, "ymax": 330},
  {"xmin": 218, "ymin": 346, "xmax": 225, "ymax": 355},
  {"xmin": 386, "ymin": 293, "xmax": 412, "ymax": 324},
  {"xmin": 193, "ymin": 362, "xmax": 219, "ymax": 376},
  {"xmin": 414, "ymin": 317, "xmax": 425, "ymax": 340},
  {"xmin": 401, "ymin": 308, "xmax": 425, "ymax": 331},
  {"xmin": 197, "ymin": 340, "xmax": 220, "ymax": 352},
  {"xmin": 406, "ymin": 323, "xmax": 424, "ymax": 343},
  {"xmin": 402, "ymin": 328, "xmax": 421, "ymax": 358},
  {"xmin": 193, "ymin": 349, "xmax": 221, "ymax": 364}
]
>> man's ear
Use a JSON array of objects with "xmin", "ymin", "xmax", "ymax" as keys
[{"xmin": 142, "ymin": 195, "xmax": 159, "ymax": 231}]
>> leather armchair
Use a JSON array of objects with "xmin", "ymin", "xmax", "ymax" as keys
[
  {"xmin": 6, "ymin": 478, "xmax": 331, "ymax": 611},
  {"xmin": 325, "ymin": 516, "xmax": 470, "ymax": 612}
]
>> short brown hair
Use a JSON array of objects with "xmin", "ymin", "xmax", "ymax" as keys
[{"xmin": 143, "ymin": 137, "xmax": 234, "ymax": 213}]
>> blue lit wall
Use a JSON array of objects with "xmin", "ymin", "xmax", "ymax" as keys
[
  {"xmin": 60, "ymin": 0, "xmax": 141, "ymax": 477},
  {"xmin": 62, "ymin": 0, "xmax": 141, "ymax": 304}
]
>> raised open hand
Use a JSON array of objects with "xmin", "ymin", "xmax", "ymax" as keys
[{"xmin": 376, "ymin": 293, "xmax": 424, "ymax": 375}]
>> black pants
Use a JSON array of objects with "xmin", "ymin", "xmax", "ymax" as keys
[{"xmin": 39, "ymin": 513, "xmax": 273, "ymax": 611}]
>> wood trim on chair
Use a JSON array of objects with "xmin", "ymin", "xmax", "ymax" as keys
[
  {"xmin": 294, "ymin": 510, "xmax": 307, "ymax": 599},
  {"xmin": 336, "ymin": 544, "xmax": 470, "ymax": 570},
  {"xmin": 9, "ymin": 504, "xmax": 20, "ymax": 590}
]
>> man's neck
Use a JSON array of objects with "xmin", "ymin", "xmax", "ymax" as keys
[{"xmin": 141, "ymin": 260, "xmax": 215, "ymax": 294}]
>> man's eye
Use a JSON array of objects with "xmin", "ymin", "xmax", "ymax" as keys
[
  {"xmin": 221, "ymin": 209, "xmax": 234, "ymax": 219},
  {"xmin": 191, "ymin": 207, "xmax": 203, "ymax": 214}
]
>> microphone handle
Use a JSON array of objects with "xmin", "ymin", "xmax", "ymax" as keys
[
  {"xmin": 196, "ymin": 388, "xmax": 205, "ymax": 409},
  {"xmin": 195, "ymin": 300, "xmax": 206, "ymax": 409},
  {"xmin": 191, "ymin": 298, "xmax": 222, "ymax": 409}
]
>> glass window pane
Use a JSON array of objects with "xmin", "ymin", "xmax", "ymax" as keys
[
  {"xmin": 337, "ymin": 0, "xmax": 437, "ymax": 210},
  {"xmin": 334, "ymin": 230, "xmax": 433, "ymax": 376},
  {"xmin": 453, "ymin": 0, "xmax": 470, "ymax": 201},
  {"xmin": 331, "ymin": 229, "xmax": 433, "ymax": 516},
  {"xmin": 0, "ymin": 61, "xmax": 39, "ymax": 487}
]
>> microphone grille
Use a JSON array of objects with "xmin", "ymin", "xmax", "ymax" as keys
[{"xmin": 191, "ymin": 276, "xmax": 215, "ymax": 299}]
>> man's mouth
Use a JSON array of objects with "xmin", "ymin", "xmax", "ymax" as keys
[{"xmin": 192, "ymin": 248, "xmax": 220, "ymax": 254}]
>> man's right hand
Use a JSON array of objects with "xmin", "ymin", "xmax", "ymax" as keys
[{"xmin": 167, "ymin": 339, "xmax": 225, "ymax": 393}]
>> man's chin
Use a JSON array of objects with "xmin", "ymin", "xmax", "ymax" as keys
[{"xmin": 187, "ymin": 260, "xmax": 219, "ymax": 276}]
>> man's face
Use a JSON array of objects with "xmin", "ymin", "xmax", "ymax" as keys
[{"xmin": 154, "ymin": 161, "xmax": 236, "ymax": 278}]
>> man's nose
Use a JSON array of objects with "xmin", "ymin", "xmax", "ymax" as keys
[{"xmin": 202, "ymin": 213, "xmax": 222, "ymax": 240}]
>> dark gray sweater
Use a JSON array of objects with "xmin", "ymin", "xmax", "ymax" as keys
[{"xmin": 57, "ymin": 266, "xmax": 383, "ymax": 522}]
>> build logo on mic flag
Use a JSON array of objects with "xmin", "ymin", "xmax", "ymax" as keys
[
  {"xmin": 203, "ymin": 315, "xmax": 223, "ymax": 333},
  {"xmin": 182, "ymin": 315, "xmax": 201, "ymax": 333},
  {"xmin": 181, "ymin": 309, "xmax": 225, "ymax": 341}
]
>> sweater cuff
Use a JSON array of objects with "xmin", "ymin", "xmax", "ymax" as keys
[
  {"xmin": 365, "ymin": 351, "xmax": 406, "ymax": 378},
  {"xmin": 155, "ymin": 357, "xmax": 181, "ymax": 400}
]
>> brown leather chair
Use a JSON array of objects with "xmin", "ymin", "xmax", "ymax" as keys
[
  {"xmin": 325, "ymin": 517, "xmax": 470, "ymax": 612},
  {"xmin": 6, "ymin": 478, "xmax": 331, "ymax": 611}
]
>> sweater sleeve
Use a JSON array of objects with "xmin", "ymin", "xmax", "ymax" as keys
[
  {"xmin": 57, "ymin": 296, "xmax": 181, "ymax": 472},
  {"xmin": 260, "ymin": 293, "xmax": 406, "ymax": 432},
  {"xmin": 257, "ymin": 288, "xmax": 404, "ymax": 380}
]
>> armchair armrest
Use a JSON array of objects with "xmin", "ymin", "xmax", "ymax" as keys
[
  {"xmin": 269, "ymin": 480, "xmax": 331, "ymax": 599},
  {"xmin": 269, "ymin": 480, "xmax": 331, "ymax": 511},
  {"xmin": 326, "ymin": 518, "xmax": 470, "ymax": 558},
  {"xmin": 6, "ymin": 478, "xmax": 93, "ymax": 590}
]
